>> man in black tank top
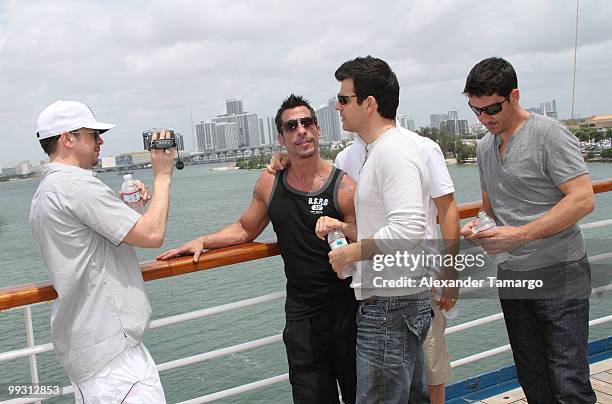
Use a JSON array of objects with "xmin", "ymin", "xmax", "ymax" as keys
[{"xmin": 158, "ymin": 94, "xmax": 358, "ymax": 404}]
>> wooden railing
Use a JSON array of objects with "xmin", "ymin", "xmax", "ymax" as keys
[{"xmin": 1, "ymin": 178, "xmax": 611, "ymax": 311}]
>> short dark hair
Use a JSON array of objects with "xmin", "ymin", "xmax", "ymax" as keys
[
  {"xmin": 334, "ymin": 56, "xmax": 399, "ymax": 120},
  {"xmin": 274, "ymin": 94, "xmax": 317, "ymax": 133},
  {"xmin": 463, "ymin": 57, "xmax": 518, "ymax": 98},
  {"xmin": 39, "ymin": 135, "xmax": 60, "ymax": 156}
]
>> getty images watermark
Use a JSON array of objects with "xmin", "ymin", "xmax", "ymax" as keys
[{"xmin": 369, "ymin": 250, "xmax": 543, "ymax": 290}]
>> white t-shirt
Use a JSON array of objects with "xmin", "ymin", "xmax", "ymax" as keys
[{"xmin": 335, "ymin": 129, "xmax": 455, "ymax": 241}]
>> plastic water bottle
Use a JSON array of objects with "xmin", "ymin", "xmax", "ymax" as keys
[
  {"xmin": 121, "ymin": 174, "xmax": 144, "ymax": 214},
  {"xmin": 471, "ymin": 211, "xmax": 508, "ymax": 263},
  {"xmin": 434, "ymin": 287, "xmax": 459, "ymax": 320},
  {"xmin": 327, "ymin": 230, "xmax": 355, "ymax": 279},
  {"xmin": 472, "ymin": 211, "xmax": 496, "ymax": 233}
]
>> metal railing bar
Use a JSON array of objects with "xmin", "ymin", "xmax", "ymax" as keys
[
  {"xmin": 580, "ymin": 219, "xmax": 612, "ymax": 230},
  {"xmin": 451, "ymin": 344, "xmax": 512, "ymax": 368},
  {"xmin": 589, "ymin": 314, "xmax": 612, "ymax": 327},
  {"xmin": 178, "ymin": 373, "xmax": 289, "ymax": 404},
  {"xmin": 148, "ymin": 292, "xmax": 286, "ymax": 329},
  {"xmin": 157, "ymin": 334, "xmax": 282, "ymax": 373},
  {"xmin": 589, "ymin": 252, "xmax": 612, "ymax": 262},
  {"xmin": 0, "ymin": 343, "xmax": 53, "ymax": 364},
  {"xmin": 445, "ymin": 313, "xmax": 505, "ymax": 335},
  {"xmin": 450, "ymin": 314, "xmax": 612, "ymax": 368}
]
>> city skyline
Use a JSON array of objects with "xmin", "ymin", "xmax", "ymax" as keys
[{"xmin": 1, "ymin": 0, "xmax": 611, "ymax": 167}]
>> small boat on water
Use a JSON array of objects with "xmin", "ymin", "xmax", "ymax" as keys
[{"xmin": 210, "ymin": 165, "xmax": 239, "ymax": 171}]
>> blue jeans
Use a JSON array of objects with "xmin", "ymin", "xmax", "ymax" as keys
[
  {"xmin": 498, "ymin": 256, "xmax": 596, "ymax": 404},
  {"xmin": 355, "ymin": 291, "xmax": 431, "ymax": 404}
]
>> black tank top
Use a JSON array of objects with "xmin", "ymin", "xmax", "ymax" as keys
[{"xmin": 268, "ymin": 166, "xmax": 355, "ymax": 320}]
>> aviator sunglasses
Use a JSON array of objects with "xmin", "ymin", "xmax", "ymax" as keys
[
  {"xmin": 337, "ymin": 94, "xmax": 358, "ymax": 105},
  {"xmin": 281, "ymin": 116, "xmax": 317, "ymax": 132},
  {"xmin": 468, "ymin": 98, "xmax": 509, "ymax": 116}
]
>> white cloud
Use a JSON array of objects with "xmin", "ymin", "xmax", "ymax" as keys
[{"xmin": 1, "ymin": 0, "xmax": 611, "ymax": 167}]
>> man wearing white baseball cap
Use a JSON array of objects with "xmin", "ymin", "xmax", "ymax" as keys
[{"xmin": 30, "ymin": 100, "xmax": 174, "ymax": 403}]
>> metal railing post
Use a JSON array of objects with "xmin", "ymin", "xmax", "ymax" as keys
[{"xmin": 24, "ymin": 306, "xmax": 41, "ymax": 404}]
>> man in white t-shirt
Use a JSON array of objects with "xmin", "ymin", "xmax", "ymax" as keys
[{"xmin": 334, "ymin": 132, "xmax": 459, "ymax": 404}]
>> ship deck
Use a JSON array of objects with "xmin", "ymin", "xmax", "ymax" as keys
[
  {"xmin": 478, "ymin": 358, "xmax": 612, "ymax": 404},
  {"xmin": 448, "ymin": 337, "xmax": 612, "ymax": 403}
]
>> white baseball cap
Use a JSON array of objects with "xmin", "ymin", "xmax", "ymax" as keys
[{"xmin": 36, "ymin": 100, "xmax": 115, "ymax": 140}]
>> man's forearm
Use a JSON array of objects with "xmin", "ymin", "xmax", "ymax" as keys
[
  {"xmin": 133, "ymin": 176, "xmax": 172, "ymax": 247},
  {"xmin": 200, "ymin": 222, "xmax": 253, "ymax": 249},
  {"xmin": 439, "ymin": 214, "xmax": 460, "ymax": 256},
  {"xmin": 521, "ymin": 191, "xmax": 593, "ymax": 242}
]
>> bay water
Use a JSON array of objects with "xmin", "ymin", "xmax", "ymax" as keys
[{"xmin": 1, "ymin": 162, "xmax": 610, "ymax": 403}]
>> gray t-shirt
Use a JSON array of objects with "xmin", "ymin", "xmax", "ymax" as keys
[
  {"xmin": 477, "ymin": 113, "xmax": 588, "ymax": 271},
  {"xmin": 30, "ymin": 163, "xmax": 147, "ymax": 382}
]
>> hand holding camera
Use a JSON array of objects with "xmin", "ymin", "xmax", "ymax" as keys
[{"xmin": 143, "ymin": 129, "xmax": 184, "ymax": 170}]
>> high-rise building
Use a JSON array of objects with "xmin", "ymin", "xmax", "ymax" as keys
[
  {"xmin": 440, "ymin": 119, "xmax": 469, "ymax": 136},
  {"xmin": 448, "ymin": 110, "xmax": 459, "ymax": 120},
  {"xmin": 397, "ymin": 114, "xmax": 416, "ymax": 131},
  {"xmin": 540, "ymin": 100, "xmax": 557, "ymax": 119},
  {"xmin": 225, "ymin": 99, "xmax": 244, "ymax": 115},
  {"xmin": 430, "ymin": 113, "xmax": 449, "ymax": 129},
  {"xmin": 214, "ymin": 122, "xmax": 238, "ymax": 150},
  {"xmin": 174, "ymin": 132, "xmax": 184, "ymax": 151},
  {"xmin": 213, "ymin": 99, "xmax": 261, "ymax": 147},
  {"xmin": 258, "ymin": 118, "xmax": 266, "ymax": 145},
  {"xmin": 2, "ymin": 160, "xmax": 32, "ymax": 176},
  {"xmin": 267, "ymin": 117, "xmax": 279, "ymax": 144},
  {"xmin": 315, "ymin": 97, "xmax": 342, "ymax": 142},
  {"xmin": 195, "ymin": 121, "xmax": 217, "ymax": 150},
  {"xmin": 527, "ymin": 99, "xmax": 558, "ymax": 119}
]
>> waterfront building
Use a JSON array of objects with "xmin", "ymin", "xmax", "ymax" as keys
[
  {"xmin": 527, "ymin": 99, "xmax": 558, "ymax": 119},
  {"xmin": 397, "ymin": 113, "xmax": 416, "ymax": 131},
  {"xmin": 174, "ymin": 132, "xmax": 184, "ymax": 151},
  {"xmin": 225, "ymin": 99, "xmax": 244, "ymax": 115},
  {"xmin": 430, "ymin": 113, "xmax": 449, "ymax": 129},
  {"xmin": 101, "ymin": 156, "xmax": 116, "ymax": 168},
  {"xmin": 315, "ymin": 97, "xmax": 342, "ymax": 142},
  {"xmin": 196, "ymin": 122, "xmax": 216, "ymax": 151},
  {"xmin": 130, "ymin": 151, "xmax": 152, "ymax": 165},
  {"xmin": 2, "ymin": 160, "xmax": 32, "ymax": 176},
  {"xmin": 211, "ymin": 99, "xmax": 261, "ymax": 148},
  {"xmin": 564, "ymin": 114, "xmax": 612, "ymax": 130},
  {"xmin": 267, "ymin": 117, "xmax": 278, "ymax": 144},
  {"xmin": 215, "ymin": 122, "xmax": 239, "ymax": 150},
  {"xmin": 440, "ymin": 118, "xmax": 469, "ymax": 136}
]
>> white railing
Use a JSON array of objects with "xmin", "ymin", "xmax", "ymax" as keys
[{"xmin": 2, "ymin": 219, "xmax": 611, "ymax": 403}]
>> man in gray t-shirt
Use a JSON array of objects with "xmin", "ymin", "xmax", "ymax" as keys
[
  {"xmin": 31, "ymin": 100, "xmax": 175, "ymax": 403},
  {"xmin": 460, "ymin": 58, "xmax": 596, "ymax": 403}
]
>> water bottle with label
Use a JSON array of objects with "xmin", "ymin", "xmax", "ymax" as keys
[
  {"xmin": 327, "ymin": 230, "xmax": 355, "ymax": 279},
  {"xmin": 121, "ymin": 174, "xmax": 144, "ymax": 214}
]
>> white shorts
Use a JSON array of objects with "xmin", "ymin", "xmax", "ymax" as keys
[
  {"xmin": 73, "ymin": 343, "xmax": 166, "ymax": 404},
  {"xmin": 423, "ymin": 303, "xmax": 453, "ymax": 385}
]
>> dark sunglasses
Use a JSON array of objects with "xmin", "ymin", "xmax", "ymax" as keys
[
  {"xmin": 281, "ymin": 116, "xmax": 317, "ymax": 132},
  {"xmin": 468, "ymin": 98, "xmax": 508, "ymax": 116},
  {"xmin": 337, "ymin": 94, "xmax": 358, "ymax": 105},
  {"xmin": 70, "ymin": 129, "xmax": 102, "ymax": 141}
]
